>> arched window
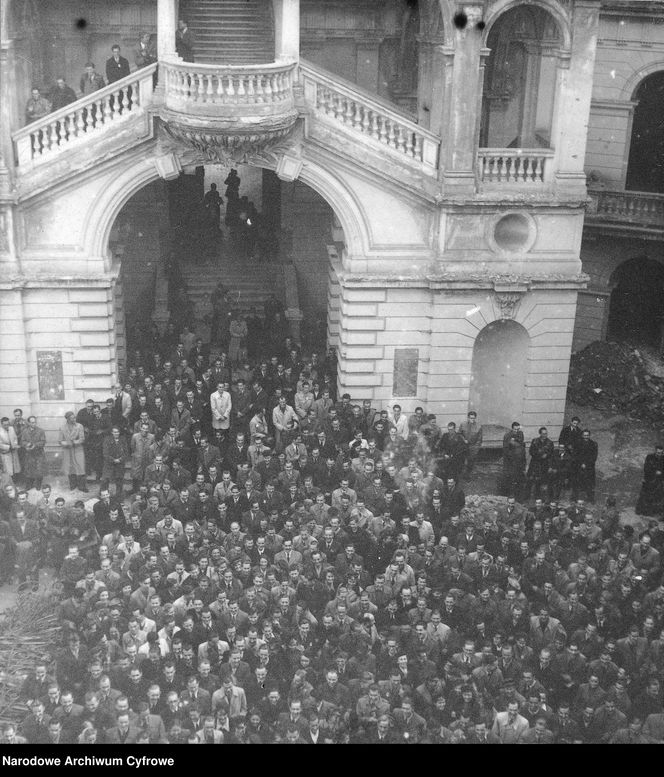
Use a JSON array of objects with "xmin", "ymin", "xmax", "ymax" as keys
[
  {"xmin": 625, "ymin": 72, "xmax": 664, "ymax": 194},
  {"xmin": 481, "ymin": 5, "xmax": 563, "ymax": 149}
]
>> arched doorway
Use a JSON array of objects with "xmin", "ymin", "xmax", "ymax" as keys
[
  {"xmin": 607, "ymin": 257, "xmax": 664, "ymax": 346},
  {"xmin": 469, "ymin": 320, "xmax": 529, "ymax": 426},
  {"xmin": 481, "ymin": 5, "xmax": 563, "ymax": 148},
  {"xmin": 107, "ymin": 160, "xmax": 344, "ymax": 370},
  {"xmin": 625, "ymin": 71, "xmax": 664, "ymax": 193}
]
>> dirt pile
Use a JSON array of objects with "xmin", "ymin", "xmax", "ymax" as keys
[{"xmin": 568, "ymin": 341, "xmax": 664, "ymax": 424}]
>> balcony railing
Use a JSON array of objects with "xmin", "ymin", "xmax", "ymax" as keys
[
  {"xmin": 12, "ymin": 64, "xmax": 157, "ymax": 170},
  {"xmin": 587, "ymin": 188, "xmax": 664, "ymax": 230},
  {"xmin": 162, "ymin": 59, "xmax": 297, "ymax": 117},
  {"xmin": 477, "ymin": 148, "xmax": 555, "ymax": 186},
  {"xmin": 299, "ymin": 60, "xmax": 440, "ymax": 173}
]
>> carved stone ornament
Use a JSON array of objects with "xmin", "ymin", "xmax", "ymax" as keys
[
  {"xmin": 495, "ymin": 292, "xmax": 523, "ymax": 319},
  {"xmin": 159, "ymin": 110, "xmax": 299, "ymax": 167}
]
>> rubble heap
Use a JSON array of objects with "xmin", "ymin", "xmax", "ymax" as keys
[{"xmin": 568, "ymin": 341, "xmax": 664, "ymax": 423}]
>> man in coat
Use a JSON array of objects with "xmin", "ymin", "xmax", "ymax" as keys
[
  {"xmin": 571, "ymin": 429, "xmax": 598, "ymax": 503},
  {"xmin": 19, "ymin": 416, "xmax": 47, "ymax": 491},
  {"xmin": 0, "ymin": 417, "xmax": 20, "ymax": 484},
  {"xmin": 130, "ymin": 423, "xmax": 155, "ymax": 492},
  {"xmin": 102, "ymin": 427, "xmax": 129, "ymax": 498},
  {"xmin": 59, "ymin": 412, "xmax": 87, "ymax": 492}
]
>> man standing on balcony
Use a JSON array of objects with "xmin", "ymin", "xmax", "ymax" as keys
[
  {"xmin": 106, "ymin": 45, "xmax": 130, "ymax": 84},
  {"xmin": 24, "ymin": 87, "xmax": 51, "ymax": 125},
  {"xmin": 176, "ymin": 19, "xmax": 195, "ymax": 63},
  {"xmin": 106, "ymin": 45, "xmax": 131, "ymax": 113},
  {"xmin": 135, "ymin": 32, "xmax": 157, "ymax": 68},
  {"xmin": 80, "ymin": 62, "xmax": 105, "ymax": 95},
  {"xmin": 49, "ymin": 78, "xmax": 77, "ymax": 111}
]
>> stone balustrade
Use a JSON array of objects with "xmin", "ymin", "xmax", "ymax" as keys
[
  {"xmin": 12, "ymin": 65, "xmax": 157, "ymax": 170},
  {"xmin": 587, "ymin": 188, "xmax": 664, "ymax": 230},
  {"xmin": 299, "ymin": 60, "xmax": 440, "ymax": 173},
  {"xmin": 477, "ymin": 148, "xmax": 555, "ymax": 186},
  {"xmin": 162, "ymin": 59, "xmax": 297, "ymax": 117}
]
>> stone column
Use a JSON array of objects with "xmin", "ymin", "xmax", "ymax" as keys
[
  {"xmin": 552, "ymin": 0, "xmax": 601, "ymax": 196},
  {"xmin": 442, "ymin": 4, "xmax": 485, "ymax": 193},
  {"xmin": 273, "ymin": 0, "xmax": 300, "ymax": 62},
  {"xmin": 157, "ymin": 0, "xmax": 179, "ymax": 60},
  {"xmin": 519, "ymin": 42, "xmax": 542, "ymax": 147}
]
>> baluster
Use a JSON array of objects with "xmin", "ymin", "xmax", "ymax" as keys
[
  {"xmin": 271, "ymin": 74, "xmax": 279, "ymax": 99},
  {"xmin": 488, "ymin": 156, "xmax": 495, "ymax": 181},
  {"xmin": 352, "ymin": 102, "xmax": 362, "ymax": 130},
  {"xmin": 255, "ymin": 74, "xmax": 264, "ymax": 102},
  {"xmin": 95, "ymin": 98, "xmax": 104, "ymax": 128},
  {"xmin": 216, "ymin": 74, "xmax": 224, "ymax": 101},
  {"xmin": 195, "ymin": 73, "xmax": 203, "ymax": 100},
  {"xmin": 481, "ymin": 155, "xmax": 488, "ymax": 181},
  {"xmin": 56, "ymin": 120, "xmax": 65, "ymax": 147},
  {"xmin": 237, "ymin": 75, "xmax": 246, "ymax": 100},
  {"xmin": 103, "ymin": 93, "xmax": 113, "ymax": 123},
  {"xmin": 275, "ymin": 72, "xmax": 282, "ymax": 99},
  {"xmin": 247, "ymin": 74, "xmax": 256, "ymax": 102},
  {"xmin": 133, "ymin": 79, "xmax": 140, "ymax": 108},
  {"xmin": 378, "ymin": 116, "xmax": 388, "ymax": 145},
  {"xmin": 65, "ymin": 113, "xmax": 76, "ymax": 140},
  {"xmin": 498, "ymin": 156, "xmax": 506, "ymax": 182},
  {"xmin": 521, "ymin": 156, "xmax": 530, "ymax": 182},
  {"xmin": 76, "ymin": 107, "xmax": 86, "ymax": 134},
  {"xmin": 398, "ymin": 126, "xmax": 408, "ymax": 155},
  {"xmin": 370, "ymin": 112, "xmax": 379, "ymax": 140},
  {"xmin": 387, "ymin": 120, "xmax": 396, "ymax": 148},
  {"xmin": 206, "ymin": 74, "xmax": 214, "ymax": 101},
  {"xmin": 361, "ymin": 105, "xmax": 370, "ymax": 134},
  {"xmin": 513, "ymin": 156, "xmax": 522, "ymax": 182},
  {"xmin": 227, "ymin": 74, "xmax": 236, "ymax": 100},
  {"xmin": 121, "ymin": 87, "xmax": 130, "ymax": 113}
]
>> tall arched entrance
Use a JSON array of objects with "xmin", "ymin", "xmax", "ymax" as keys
[
  {"xmin": 108, "ymin": 160, "xmax": 344, "ymax": 372},
  {"xmin": 626, "ymin": 71, "xmax": 664, "ymax": 193},
  {"xmin": 469, "ymin": 320, "xmax": 529, "ymax": 426},
  {"xmin": 607, "ymin": 257, "xmax": 664, "ymax": 346},
  {"xmin": 481, "ymin": 4, "xmax": 563, "ymax": 148}
]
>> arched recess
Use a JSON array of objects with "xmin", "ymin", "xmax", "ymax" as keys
[
  {"xmin": 469, "ymin": 319, "xmax": 530, "ymax": 427},
  {"xmin": 625, "ymin": 71, "xmax": 664, "ymax": 193},
  {"xmin": 480, "ymin": 2, "xmax": 567, "ymax": 149},
  {"xmin": 86, "ymin": 151, "xmax": 370, "ymax": 271},
  {"xmin": 607, "ymin": 256, "xmax": 664, "ymax": 347}
]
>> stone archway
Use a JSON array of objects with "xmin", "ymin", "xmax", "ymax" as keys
[{"xmin": 469, "ymin": 319, "xmax": 530, "ymax": 427}]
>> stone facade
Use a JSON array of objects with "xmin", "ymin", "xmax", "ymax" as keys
[{"xmin": 5, "ymin": 0, "xmax": 662, "ymax": 457}]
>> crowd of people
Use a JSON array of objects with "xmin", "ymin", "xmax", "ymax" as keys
[{"xmin": 2, "ymin": 315, "xmax": 664, "ymax": 746}]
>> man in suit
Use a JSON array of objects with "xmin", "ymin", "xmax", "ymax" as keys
[
  {"xmin": 135, "ymin": 32, "xmax": 157, "ymax": 68},
  {"xmin": 176, "ymin": 19, "xmax": 195, "ymax": 62},
  {"xmin": 105, "ymin": 713, "xmax": 141, "ymax": 744},
  {"xmin": 529, "ymin": 608, "xmax": 563, "ymax": 652},
  {"xmin": 179, "ymin": 676, "xmax": 211, "ymax": 715},
  {"xmin": 20, "ymin": 700, "xmax": 50, "ymax": 744},
  {"xmin": 273, "ymin": 537, "xmax": 303, "ymax": 570},
  {"xmin": 105, "ymin": 44, "xmax": 130, "ymax": 84},
  {"xmin": 492, "ymin": 701, "xmax": 530, "ymax": 743},
  {"xmin": 211, "ymin": 678, "xmax": 247, "ymax": 718},
  {"xmin": 9, "ymin": 508, "xmax": 40, "ymax": 585},
  {"xmin": 134, "ymin": 702, "xmax": 168, "ymax": 744},
  {"xmin": 364, "ymin": 714, "xmax": 397, "ymax": 744},
  {"xmin": 521, "ymin": 716, "xmax": 556, "ymax": 743}
]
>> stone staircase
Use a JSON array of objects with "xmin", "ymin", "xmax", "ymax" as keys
[
  {"xmin": 180, "ymin": 0, "xmax": 275, "ymax": 65},
  {"xmin": 179, "ymin": 254, "xmax": 287, "ymax": 324}
]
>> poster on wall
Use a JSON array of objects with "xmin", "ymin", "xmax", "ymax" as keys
[
  {"xmin": 393, "ymin": 348, "xmax": 419, "ymax": 397},
  {"xmin": 37, "ymin": 350, "xmax": 65, "ymax": 400}
]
